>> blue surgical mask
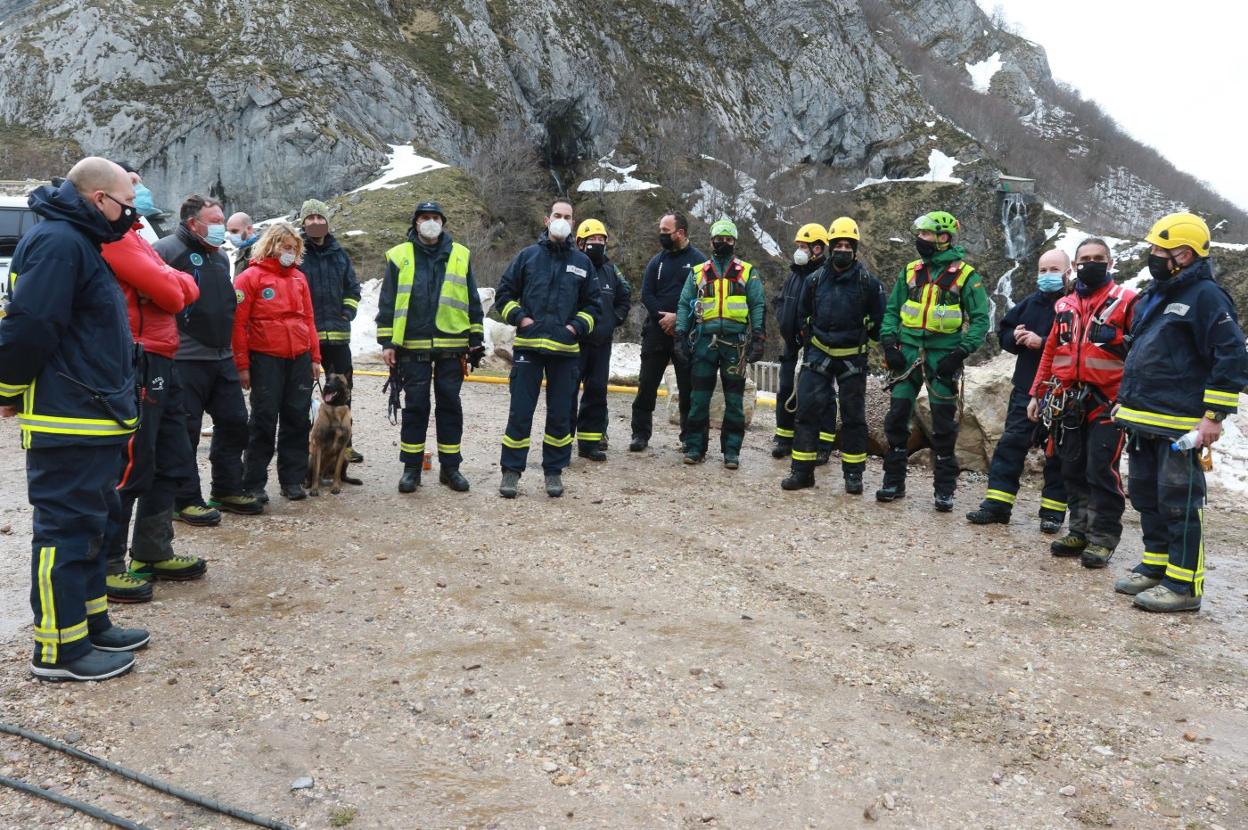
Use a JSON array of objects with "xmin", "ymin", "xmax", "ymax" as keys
[
  {"xmin": 202, "ymin": 223, "xmax": 227, "ymax": 247},
  {"xmin": 1037, "ymin": 273, "xmax": 1065, "ymax": 293},
  {"xmin": 133, "ymin": 183, "xmax": 156, "ymax": 216}
]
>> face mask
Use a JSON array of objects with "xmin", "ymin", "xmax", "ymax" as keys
[
  {"xmin": 658, "ymin": 232, "xmax": 675, "ymax": 251},
  {"xmin": 713, "ymin": 241, "xmax": 735, "ymax": 259},
  {"xmin": 830, "ymin": 250, "xmax": 855, "ymax": 271},
  {"xmin": 915, "ymin": 237, "xmax": 937, "ymax": 260},
  {"xmin": 417, "ymin": 219, "xmax": 442, "ymax": 241},
  {"xmin": 102, "ymin": 194, "xmax": 137, "ymax": 237},
  {"xmin": 548, "ymin": 218, "xmax": 572, "ymax": 241},
  {"xmin": 1075, "ymin": 261, "xmax": 1109, "ymax": 288},
  {"xmin": 1037, "ymin": 273, "xmax": 1065, "ymax": 293},
  {"xmin": 202, "ymin": 223, "xmax": 226, "ymax": 247},
  {"xmin": 226, "ymin": 232, "xmax": 247, "ymax": 248},
  {"xmin": 132, "ymin": 184, "xmax": 156, "ymax": 216},
  {"xmin": 1148, "ymin": 253, "xmax": 1178, "ymax": 281},
  {"xmin": 279, "ymin": 252, "xmax": 297, "ymax": 268},
  {"xmin": 792, "ymin": 248, "xmax": 810, "ymax": 267},
  {"xmin": 584, "ymin": 242, "xmax": 606, "ymax": 265},
  {"xmin": 304, "ymin": 220, "xmax": 328, "ymax": 239}
]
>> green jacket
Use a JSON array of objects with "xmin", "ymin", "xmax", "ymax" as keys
[
  {"xmin": 879, "ymin": 246, "xmax": 990, "ymax": 354},
  {"xmin": 675, "ymin": 256, "xmax": 766, "ymax": 338}
]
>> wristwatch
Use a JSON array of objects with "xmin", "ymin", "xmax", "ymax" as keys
[{"xmin": 1204, "ymin": 410, "xmax": 1226, "ymax": 422}]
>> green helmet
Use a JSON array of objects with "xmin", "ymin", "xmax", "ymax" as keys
[
  {"xmin": 710, "ymin": 217, "xmax": 739, "ymax": 239},
  {"xmin": 913, "ymin": 211, "xmax": 959, "ymax": 237}
]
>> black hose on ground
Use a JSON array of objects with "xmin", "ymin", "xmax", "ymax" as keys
[
  {"xmin": 0, "ymin": 723, "xmax": 294, "ymax": 830},
  {"xmin": 0, "ymin": 774, "xmax": 152, "ymax": 830}
]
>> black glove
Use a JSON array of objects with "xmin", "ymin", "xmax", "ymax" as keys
[
  {"xmin": 1087, "ymin": 322, "xmax": 1119, "ymax": 344},
  {"xmin": 935, "ymin": 347, "xmax": 967, "ymax": 379},
  {"xmin": 674, "ymin": 335, "xmax": 692, "ymax": 364},
  {"xmin": 468, "ymin": 345, "xmax": 486, "ymax": 370},
  {"xmin": 883, "ymin": 341, "xmax": 906, "ymax": 373},
  {"xmin": 747, "ymin": 334, "xmax": 765, "ymax": 364}
]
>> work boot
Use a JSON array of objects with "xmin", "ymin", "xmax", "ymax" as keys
[
  {"xmin": 781, "ymin": 470, "xmax": 814, "ymax": 491},
  {"xmin": 439, "ymin": 467, "xmax": 470, "ymax": 492},
  {"xmin": 249, "ymin": 489, "xmax": 270, "ymax": 505},
  {"xmin": 933, "ymin": 492, "xmax": 955, "ymax": 513},
  {"xmin": 1133, "ymin": 584, "xmax": 1201, "ymax": 613},
  {"xmin": 31, "ymin": 648, "xmax": 134, "ymax": 683},
  {"xmin": 1050, "ymin": 534, "xmax": 1086, "ymax": 558},
  {"xmin": 723, "ymin": 454, "xmax": 740, "ymax": 470},
  {"xmin": 815, "ymin": 448, "xmax": 831, "ymax": 467},
  {"xmin": 771, "ymin": 439, "xmax": 791, "ymax": 459},
  {"xmin": 875, "ymin": 483, "xmax": 906, "ymax": 502},
  {"xmin": 499, "ymin": 469, "xmax": 520, "ymax": 499},
  {"xmin": 346, "ymin": 447, "xmax": 364, "ymax": 463},
  {"xmin": 398, "ymin": 465, "xmax": 421, "ymax": 493},
  {"xmin": 130, "ymin": 555, "xmax": 207, "ymax": 582},
  {"xmin": 209, "ymin": 493, "xmax": 262, "ymax": 515},
  {"xmin": 1080, "ymin": 543, "xmax": 1115, "ymax": 569},
  {"xmin": 173, "ymin": 503, "xmax": 221, "ymax": 527},
  {"xmin": 105, "ymin": 571, "xmax": 153, "ymax": 604},
  {"xmin": 683, "ymin": 451, "xmax": 704, "ymax": 465},
  {"xmin": 1114, "ymin": 572, "xmax": 1162, "ymax": 596},
  {"xmin": 844, "ymin": 472, "xmax": 863, "ymax": 494},
  {"xmin": 628, "ymin": 435, "xmax": 647, "ymax": 452},
  {"xmin": 90, "ymin": 625, "xmax": 150, "ymax": 653},
  {"xmin": 578, "ymin": 445, "xmax": 607, "ymax": 462},
  {"xmin": 1039, "ymin": 517, "xmax": 1063, "ymax": 535},
  {"xmin": 544, "ymin": 473, "xmax": 564, "ymax": 498},
  {"xmin": 966, "ymin": 506, "xmax": 1010, "ymax": 525},
  {"xmin": 599, "ymin": 434, "xmax": 610, "ymax": 450},
  {"xmin": 281, "ymin": 484, "xmax": 307, "ymax": 501}
]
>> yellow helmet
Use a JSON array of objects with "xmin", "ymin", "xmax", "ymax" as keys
[
  {"xmin": 576, "ymin": 218, "xmax": 608, "ymax": 240},
  {"xmin": 794, "ymin": 222, "xmax": 829, "ymax": 246},
  {"xmin": 827, "ymin": 216, "xmax": 861, "ymax": 243},
  {"xmin": 1145, "ymin": 212, "xmax": 1210, "ymax": 256}
]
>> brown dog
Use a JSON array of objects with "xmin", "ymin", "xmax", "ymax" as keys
[{"xmin": 307, "ymin": 373, "xmax": 354, "ymax": 496}]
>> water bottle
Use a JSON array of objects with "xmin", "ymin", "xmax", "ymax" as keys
[{"xmin": 1171, "ymin": 430, "xmax": 1200, "ymax": 452}]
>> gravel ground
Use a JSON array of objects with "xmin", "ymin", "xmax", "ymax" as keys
[{"xmin": 0, "ymin": 364, "xmax": 1246, "ymax": 830}]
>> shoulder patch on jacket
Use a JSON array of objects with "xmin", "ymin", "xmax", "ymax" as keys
[
  {"xmin": 566, "ymin": 265, "xmax": 587, "ymax": 278},
  {"xmin": 1164, "ymin": 302, "xmax": 1190, "ymax": 317},
  {"xmin": 261, "ymin": 287, "xmax": 276, "ymax": 300},
  {"xmin": 235, "ymin": 289, "xmax": 244, "ymax": 304},
  {"xmin": 189, "ymin": 253, "xmax": 204, "ymax": 267}
]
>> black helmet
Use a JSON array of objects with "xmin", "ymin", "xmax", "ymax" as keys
[{"xmin": 412, "ymin": 201, "xmax": 446, "ymax": 224}]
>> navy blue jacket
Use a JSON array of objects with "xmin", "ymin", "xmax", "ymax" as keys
[
  {"xmin": 0, "ymin": 180, "xmax": 138, "ymax": 449},
  {"xmin": 496, "ymin": 232, "xmax": 601, "ymax": 356},
  {"xmin": 998, "ymin": 288, "xmax": 1061, "ymax": 393},
  {"xmin": 640, "ymin": 244, "xmax": 705, "ymax": 348},
  {"xmin": 775, "ymin": 257, "xmax": 824, "ymax": 354},
  {"xmin": 375, "ymin": 229, "xmax": 484, "ymax": 352},
  {"xmin": 586, "ymin": 258, "xmax": 631, "ymax": 348},
  {"xmin": 1116, "ymin": 258, "xmax": 1248, "ymax": 437},
  {"xmin": 301, "ymin": 233, "xmax": 361, "ymax": 341},
  {"xmin": 797, "ymin": 260, "xmax": 886, "ymax": 357}
]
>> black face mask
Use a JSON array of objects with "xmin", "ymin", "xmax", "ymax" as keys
[
  {"xmin": 658, "ymin": 233, "xmax": 675, "ymax": 251},
  {"xmin": 1148, "ymin": 253, "xmax": 1178, "ymax": 281},
  {"xmin": 584, "ymin": 242, "xmax": 606, "ymax": 266},
  {"xmin": 830, "ymin": 250, "xmax": 855, "ymax": 271},
  {"xmin": 712, "ymin": 241, "xmax": 735, "ymax": 259},
  {"xmin": 1075, "ymin": 260, "xmax": 1109, "ymax": 289},
  {"xmin": 103, "ymin": 194, "xmax": 137, "ymax": 237},
  {"xmin": 915, "ymin": 237, "xmax": 938, "ymax": 260}
]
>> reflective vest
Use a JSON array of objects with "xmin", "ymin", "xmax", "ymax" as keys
[
  {"xmin": 384, "ymin": 241, "xmax": 472, "ymax": 349},
  {"xmin": 899, "ymin": 260, "xmax": 975, "ymax": 334},
  {"xmin": 694, "ymin": 259, "xmax": 754, "ymax": 324},
  {"xmin": 1043, "ymin": 282, "xmax": 1136, "ymax": 401}
]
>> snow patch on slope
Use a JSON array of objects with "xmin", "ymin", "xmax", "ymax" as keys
[
  {"xmin": 965, "ymin": 52, "xmax": 1003, "ymax": 93},
  {"xmin": 351, "ymin": 145, "xmax": 447, "ymax": 193},
  {"xmin": 855, "ymin": 149, "xmax": 963, "ymax": 189},
  {"xmin": 578, "ymin": 156, "xmax": 660, "ymax": 193}
]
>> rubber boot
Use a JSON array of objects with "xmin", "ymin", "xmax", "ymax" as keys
[
  {"xmin": 398, "ymin": 465, "xmax": 421, "ymax": 493},
  {"xmin": 876, "ymin": 447, "xmax": 908, "ymax": 502},
  {"xmin": 781, "ymin": 470, "xmax": 815, "ymax": 491}
]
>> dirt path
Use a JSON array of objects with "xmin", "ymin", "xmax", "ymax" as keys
[{"xmin": 1, "ymin": 368, "xmax": 1246, "ymax": 830}]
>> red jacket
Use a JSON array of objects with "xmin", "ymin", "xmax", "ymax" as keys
[
  {"xmin": 232, "ymin": 258, "xmax": 321, "ymax": 370},
  {"xmin": 1031, "ymin": 281, "xmax": 1137, "ymax": 404},
  {"xmin": 100, "ymin": 224, "xmax": 200, "ymax": 358}
]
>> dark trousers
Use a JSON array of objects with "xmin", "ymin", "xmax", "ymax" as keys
[
  {"xmin": 29, "ymin": 444, "xmax": 121, "ymax": 665},
  {"xmin": 1059, "ymin": 412, "xmax": 1126, "ymax": 548},
  {"xmin": 398, "ymin": 352, "xmax": 464, "ymax": 467},
  {"xmin": 500, "ymin": 350, "xmax": 578, "ymax": 474},
  {"xmin": 791, "ymin": 358, "xmax": 867, "ymax": 476},
  {"xmin": 883, "ymin": 345, "xmax": 960, "ymax": 494},
  {"xmin": 1128, "ymin": 432, "xmax": 1207, "ymax": 596},
  {"xmin": 630, "ymin": 334, "xmax": 690, "ymax": 442},
  {"xmin": 775, "ymin": 349, "xmax": 839, "ymax": 449},
  {"xmin": 242, "ymin": 351, "xmax": 313, "ymax": 492},
  {"xmin": 104, "ymin": 355, "xmax": 197, "ymax": 573},
  {"xmin": 572, "ymin": 343, "xmax": 612, "ymax": 449},
  {"xmin": 319, "ymin": 341, "xmax": 353, "ymax": 385},
  {"xmin": 980, "ymin": 387, "xmax": 1067, "ymax": 518},
  {"xmin": 176, "ymin": 357, "xmax": 249, "ymax": 506}
]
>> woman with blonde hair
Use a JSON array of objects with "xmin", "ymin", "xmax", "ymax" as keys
[{"xmin": 232, "ymin": 222, "xmax": 322, "ymax": 501}]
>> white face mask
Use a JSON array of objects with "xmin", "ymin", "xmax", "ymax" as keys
[
  {"xmin": 793, "ymin": 248, "xmax": 810, "ymax": 267},
  {"xmin": 418, "ymin": 219, "xmax": 442, "ymax": 241},
  {"xmin": 279, "ymin": 252, "xmax": 297, "ymax": 268},
  {"xmin": 548, "ymin": 218, "xmax": 572, "ymax": 241}
]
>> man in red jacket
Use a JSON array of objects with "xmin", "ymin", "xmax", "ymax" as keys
[
  {"xmin": 99, "ymin": 166, "xmax": 211, "ymax": 603},
  {"xmin": 1028, "ymin": 238, "xmax": 1137, "ymax": 569}
]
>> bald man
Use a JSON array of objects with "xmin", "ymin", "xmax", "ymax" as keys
[
  {"xmin": 0, "ymin": 157, "xmax": 150, "ymax": 681},
  {"xmin": 966, "ymin": 248, "xmax": 1070, "ymax": 533},
  {"xmin": 226, "ymin": 212, "xmax": 257, "ymax": 272}
]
